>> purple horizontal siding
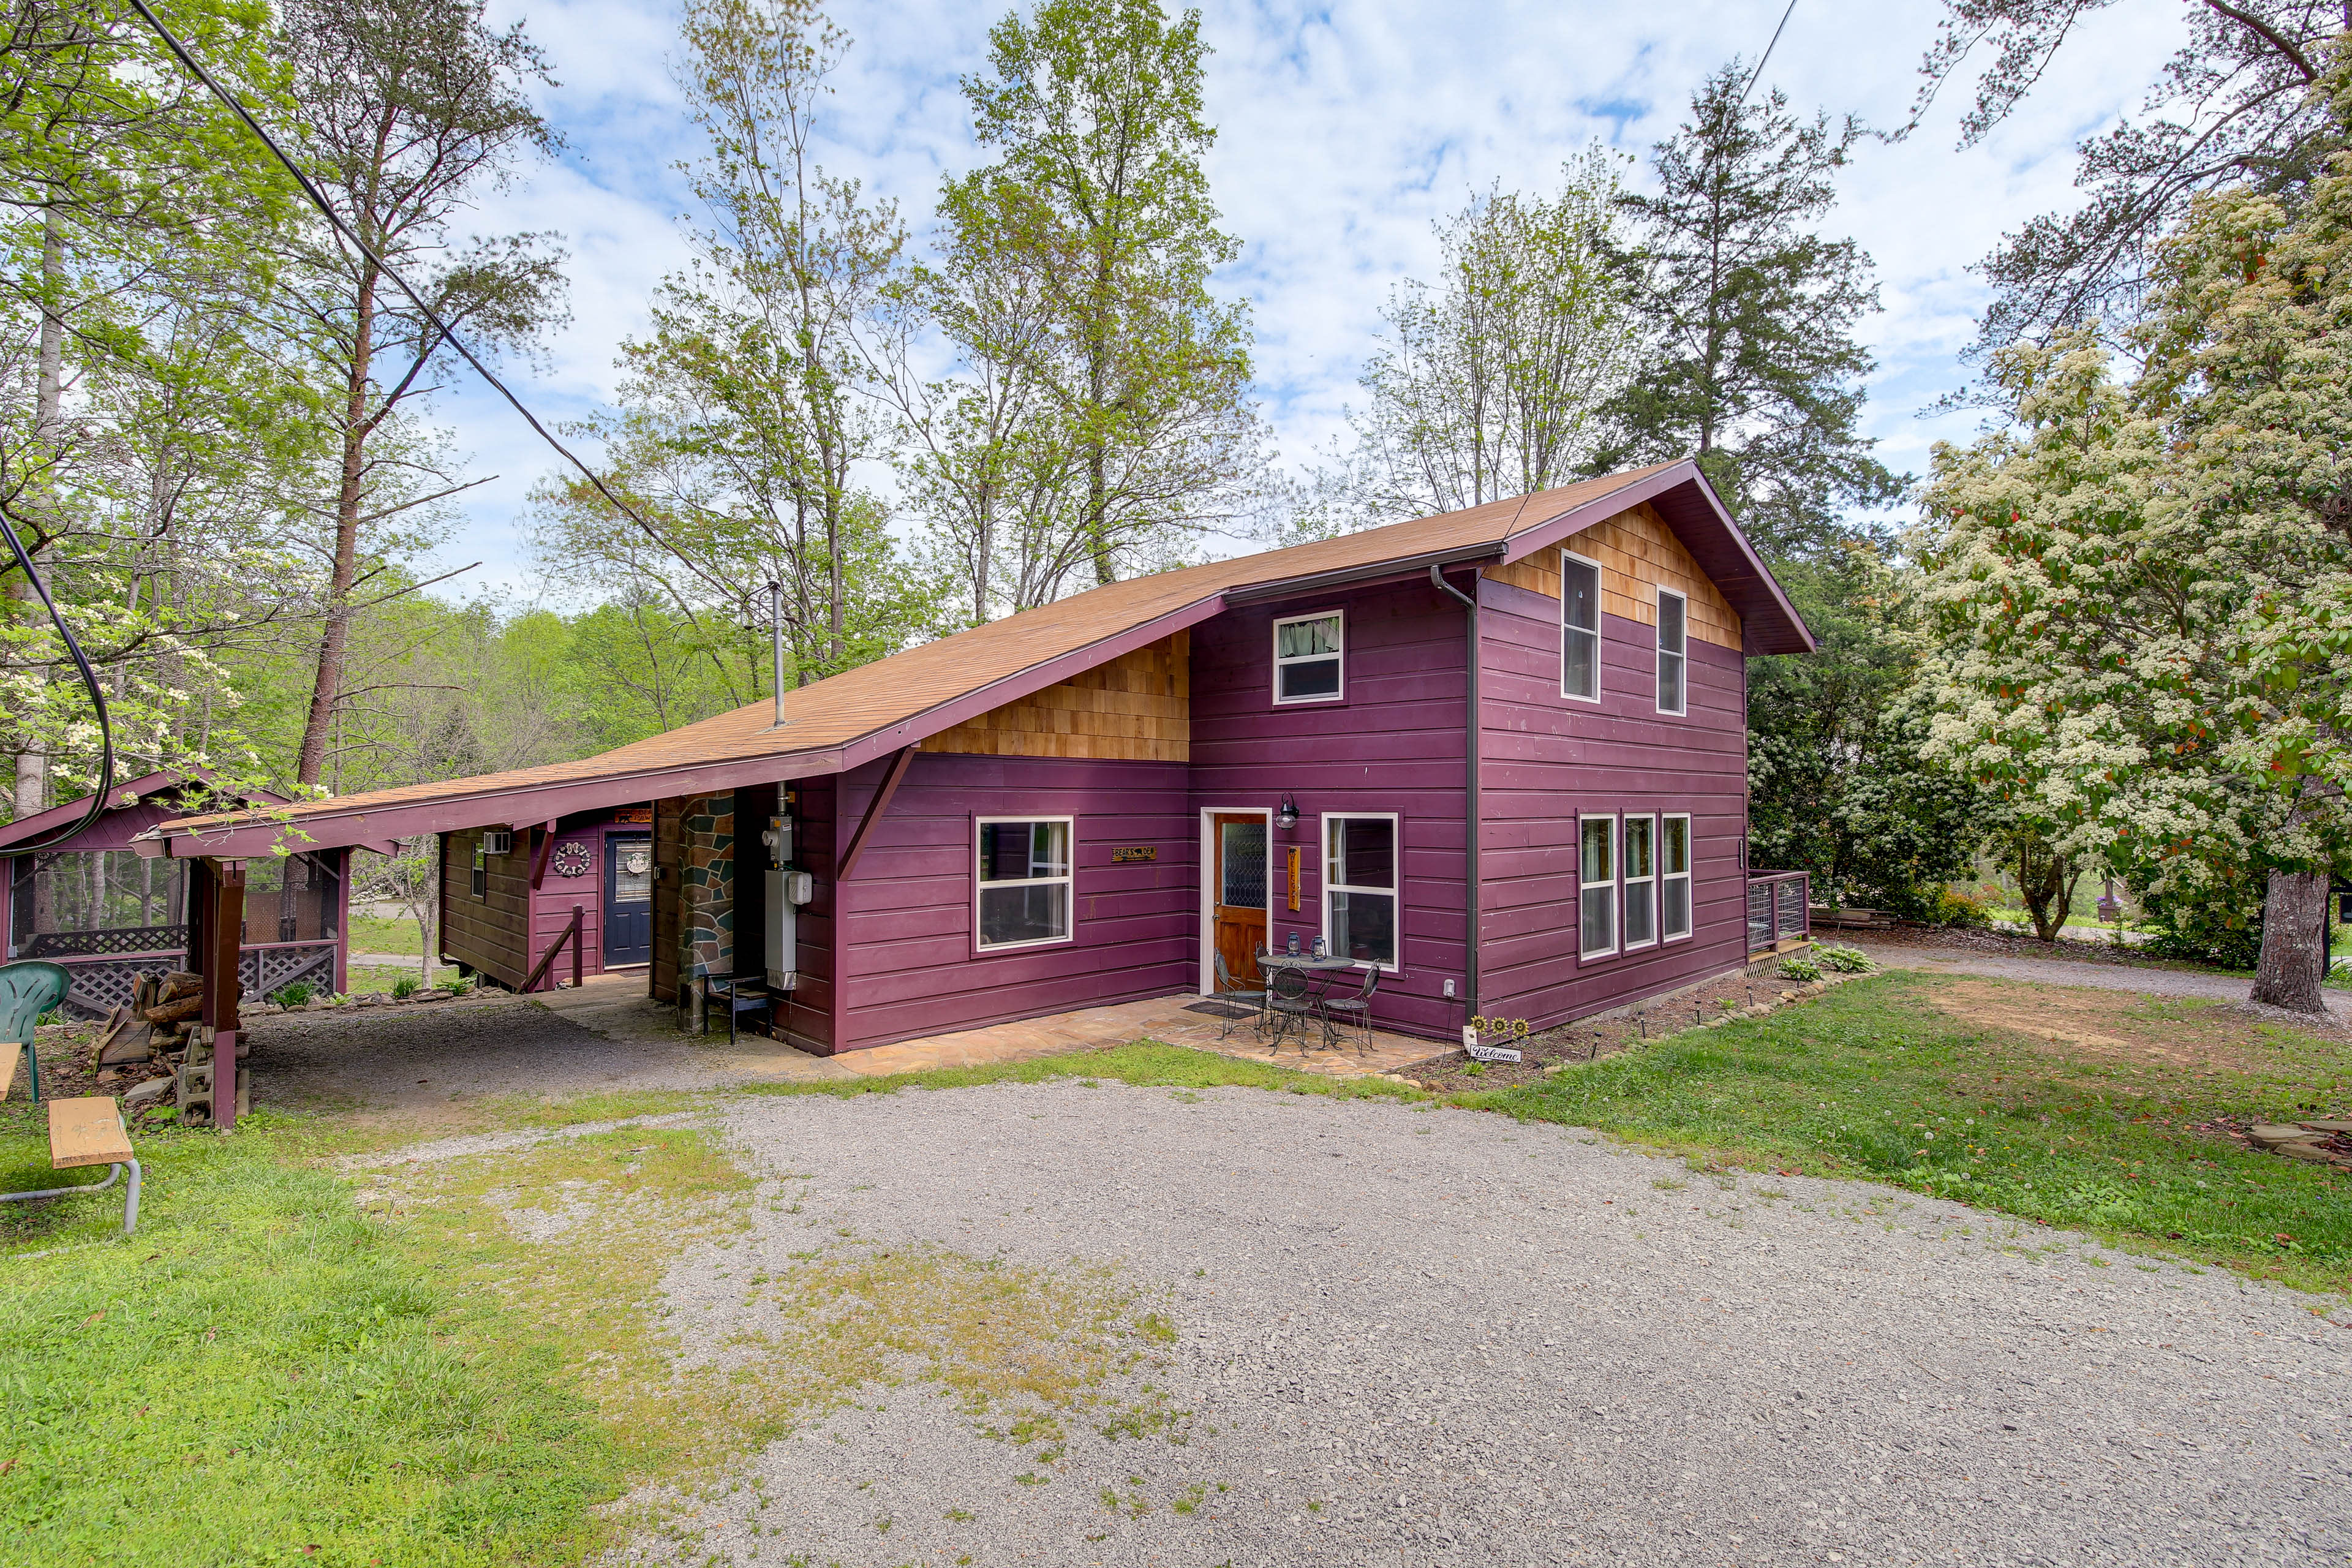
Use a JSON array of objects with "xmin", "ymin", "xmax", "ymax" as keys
[
  {"xmin": 1477, "ymin": 575, "xmax": 1751, "ymax": 1029},
  {"xmin": 1191, "ymin": 580, "xmax": 1471, "ymax": 1042},
  {"xmin": 780, "ymin": 774, "xmax": 836, "ymax": 1051},
  {"xmin": 831, "ymin": 752, "xmax": 1194, "ymax": 1052}
]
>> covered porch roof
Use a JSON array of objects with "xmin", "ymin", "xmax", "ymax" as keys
[{"xmin": 137, "ymin": 461, "xmax": 1813, "ymax": 859}]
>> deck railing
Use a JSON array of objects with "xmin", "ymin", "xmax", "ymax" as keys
[
  {"xmin": 1746, "ymin": 870, "xmax": 1810, "ymax": 955},
  {"xmin": 35, "ymin": 937, "xmax": 339, "ymax": 1018}
]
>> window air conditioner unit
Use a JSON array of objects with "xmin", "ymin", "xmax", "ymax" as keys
[{"xmin": 480, "ymin": 829, "xmax": 514, "ymax": 856}]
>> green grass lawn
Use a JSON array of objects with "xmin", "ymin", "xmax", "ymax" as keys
[
  {"xmin": 1465, "ymin": 967, "xmax": 2352, "ymax": 1296},
  {"xmin": 347, "ymin": 913, "xmax": 426, "ymax": 956}
]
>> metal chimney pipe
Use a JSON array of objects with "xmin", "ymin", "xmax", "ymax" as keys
[{"xmin": 767, "ymin": 579, "xmax": 786, "ymax": 727}]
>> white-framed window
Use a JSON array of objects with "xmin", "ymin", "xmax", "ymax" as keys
[
  {"xmin": 1656, "ymin": 588, "xmax": 1688, "ymax": 715},
  {"xmin": 974, "ymin": 816, "xmax": 1073, "ymax": 951},
  {"xmin": 1661, "ymin": 813, "xmax": 1692, "ymax": 941},
  {"xmin": 1273, "ymin": 611, "xmax": 1344, "ymax": 704},
  {"xmin": 1561, "ymin": 551, "xmax": 1602, "ymax": 702},
  {"xmin": 1322, "ymin": 812, "xmax": 1398, "ymax": 970},
  {"xmin": 1578, "ymin": 813, "xmax": 1617, "ymax": 959},
  {"xmin": 1623, "ymin": 814, "xmax": 1656, "ymax": 949}
]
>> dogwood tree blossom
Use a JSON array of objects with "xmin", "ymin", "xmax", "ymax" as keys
[{"xmin": 1922, "ymin": 59, "xmax": 2352, "ymax": 1010}]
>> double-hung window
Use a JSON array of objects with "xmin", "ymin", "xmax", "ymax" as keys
[
  {"xmin": 1561, "ymin": 552, "xmax": 1602, "ymax": 701},
  {"xmin": 1656, "ymin": 589, "xmax": 1688, "ymax": 715},
  {"xmin": 975, "ymin": 817, "xmax": 1073, "ymax": 951},
  {"xmin": 1273, "ymin": 611, "xmax": 1344, "ymax": 704},
  {"xmin": 1578, "ymin": 814, "xmax": 1616, "ymax": 958},
  {"xmin": 1323, "ymin": 813, "xmax": 1398, "ymax": 969},
  {"xmin": 1661, "ymin": 813, "xmax": 1692, "ymax": 941},
  {"xmin": 1623, "ymin": 815, "xmax": 1656, "ymax": 949},
  {"xmin": 470, "ymin": 842, "xmax": 489, "ymax": 900}
]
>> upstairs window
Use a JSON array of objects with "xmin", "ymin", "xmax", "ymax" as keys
[
  {"xmin": 1273, "ymin": 611, "xmax": 1344, "ymax": 704},
  {"xmin": 1656, "ymin": 588, "xmax": 1688, "ymax": 715},
  {"xmin": 976, "ymin": 817, "xmax": 1072, "ymax": 951},
  {"xmin": 1323, "ymin": 813, "xmax": 1398, "ymax": 969},
  {"xmin": 1579, "ymin": 814, "xmax": 1616, "ymax": 959},
  {"xmin": 1561, "ymin": 552, "xmax": 1601, "ymax": 702},
  {"xmin": 1662, "ymin": 814, "xmax": 1692, "ymax": 941}
]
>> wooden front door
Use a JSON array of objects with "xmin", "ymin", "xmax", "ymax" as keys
[
  {"xmin": 604, "ymin": 834, "xmax": 653, "ymax": 966},
  {"xmin": 1208, "ymin": 813, "xmax": 1268, "ymax": 990}
]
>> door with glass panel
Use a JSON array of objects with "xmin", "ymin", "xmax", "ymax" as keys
[
  {"xmin": 604, "ymin": 834, "xmax": 654, "ymax": 965},
  {"xmin": 1208, "ymin": 813, "xmax": 1268, "ymax": 989}
]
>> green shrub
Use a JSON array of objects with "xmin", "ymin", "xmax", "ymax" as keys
[
  {"xmin": 391, "ymin": 974, "xmax": 421, "ymax": 999},
  {"xmin": 1778, "ymin": 955, "xmax": 1823, "ymax": 982},
  {"xmin": 2136, "ymin": 874, "xmax": 2264, "ymax": 970},
  {"xmin": 1931, "ymin": 884, "xmax": 1995, "ymax": 929},
  {"xmin": 269, "ymin": 981, "xmax": 313, "ymax": 1008},
  {"xmin": 1817, "ymin": 943, "xmax": 1877, "ymax": 973}
]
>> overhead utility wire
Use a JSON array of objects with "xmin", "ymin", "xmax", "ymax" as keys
[
  {"xmin": 120, "ymin": 0, "xmax": 678, "ymax": 562},
  {"xmin": 1739, "ymin": 0, "xmax": 1801, "ymax": 105},
  {"xmin": 0, "ymin": 496, "xmax": 115, "ymax": 854}
]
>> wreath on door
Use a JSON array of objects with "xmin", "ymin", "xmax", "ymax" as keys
[{"xmin": 551, "ymin": 839, "xmax": 594, "ymax": 878}]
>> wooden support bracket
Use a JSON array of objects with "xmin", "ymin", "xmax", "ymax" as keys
[{"xmin": 837, "ymin": 746, "xmax": 914, "ymax": 882}]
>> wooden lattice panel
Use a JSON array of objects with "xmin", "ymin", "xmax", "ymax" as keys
[
  {"xmin": 1485, "ymin": 502, "xmax": 1741, "ymax": 650},
  {"xmin": 919, "ymin": 631, "xmax": 1189, "ymax": 762}
]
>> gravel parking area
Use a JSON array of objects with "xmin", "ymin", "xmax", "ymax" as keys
[
  {"xmin": 1857, "ymin": 939, "xmax": 2352, "ymax": 1027},
  {"xmin": 620, "ymin": 1081, "xmax": 2351, "ymax": 1567}
]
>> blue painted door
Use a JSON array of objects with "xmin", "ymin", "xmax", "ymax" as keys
[{"xmin": 604, "ymin": 834, "xmax": 653, "ymax": 966}]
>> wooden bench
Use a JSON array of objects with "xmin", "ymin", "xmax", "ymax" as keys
[{"xmin": 0, "ymin": 1061, "xmax": 141, "ymax": 1235}]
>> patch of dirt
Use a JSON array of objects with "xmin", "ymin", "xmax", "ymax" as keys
[
  {"xmin": 13, "ymin": 1023, "xmax": 176, "ymax": 1109},
  {"xmin": 1927, "ymin": 981, "xmax": 2271, "ymax": 1072},
  {"xmin": 1396, "ymin": 960, "xmax": 1831, "ymax": 1094},
  {"xmin": 1861, "ymin": 922, "xmax": 2220, "ymax": 973}
]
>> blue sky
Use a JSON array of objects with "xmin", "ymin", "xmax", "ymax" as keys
[{"xmin": 439, "ymin": 0, "xmax": 2189, "ymax": 605}]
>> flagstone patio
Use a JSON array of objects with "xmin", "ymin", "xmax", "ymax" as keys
[{"xmin": 827, "ymin": 991, "xmax": 1455, "ymax": 1080}]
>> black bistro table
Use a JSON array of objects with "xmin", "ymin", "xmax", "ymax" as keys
[{"xmin": 1255, "ymin": 952, "xmax": 1357, "ymax": 1048}]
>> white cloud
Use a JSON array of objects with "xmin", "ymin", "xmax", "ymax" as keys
[{"xmin": 429, "ymin": 0, "xmax": 2190, "ymax": 595}]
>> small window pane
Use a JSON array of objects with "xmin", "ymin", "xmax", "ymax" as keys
[
  {"xmin": 1624, "ymin": 816, "xmax": 1653, "ymax": 880},
  {"xmin": 1329, "ymin": 816, "xmax": 1396, "ymax": 891},
  {"xmin": 1657, "ymin": 592, "xmax": 1686, "ymax": 653},
  {"xmin": 1581, "ymin": 885, "xmax": 1614, "ymax": 955},
  {"xmin": 1658, "ymin": 649, "xmax": 1685, "ymax": 714},
  {"xmin": 1564, "ymin": 559, "xmax": 1599, "ymax": 633},
  {"xmin": 1625, "ymin": 880, "xmax": 1655, "ymax": 946},
  {"xmin": 1329, "ymin": 890, "xmax": 1396, "ymax": 967},
  {"xmin": 979, "ymin": 882, "xmax": 1068, "ymax": 946},
  {"xmin": 611, "ymin": 839, "xmax": 652, "ymax": 901},
  {"xmin": 1278, "ymin": 615, "xmax": 1340, "ymax": 658},
  {"xmin": 1280, "ymin": 657, "xmax": 1341, "ymax": 700},
  {"xmin": 1580, "ymin": 817, "xmax": 1613, "ymax": 886},
  {"xmin": 979, "ymin": 820, "xmax": 1068, "ymax": 882},
  {"xmin": 1220, "ymin": 821, "xmax": 1267, "ymax": 908},
  {"xmin": 1662, "ymin": 816, "xmax": 1689, "ymax": 875},
  {"xmin": 1663, "ymin": 875, "xmax": 1691, "ymax": 939}
]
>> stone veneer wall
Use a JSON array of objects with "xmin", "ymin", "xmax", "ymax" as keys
[{"xmin": 676, "ymin": 790, "xmax": 735, "ymax": 1029}]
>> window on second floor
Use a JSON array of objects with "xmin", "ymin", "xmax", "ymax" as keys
[
  {"xmin": 1656, "ymin": 588, "xmax": 1688, "ymax": 716},
  {"xmin": 1561, "ymin": 552, "xmax": 1602, "ymax": 702},
  {"xmin": 1274, "ymin": 611, "xmax": 1344, "ymax": 704}
]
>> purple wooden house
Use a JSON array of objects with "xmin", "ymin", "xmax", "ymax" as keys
[{"xmin": 138, "ymin": 461, "xmax": 1815, "ymax": 1060}]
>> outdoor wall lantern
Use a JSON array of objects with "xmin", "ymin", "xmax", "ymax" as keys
[{"xmin": 1275, "ymin": 793, "xmax": 1299, "ymax": 832}]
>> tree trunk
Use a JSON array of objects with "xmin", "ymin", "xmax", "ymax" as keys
[
  {"xmin": 2250, "ymin": 867, "xmax": 2329, "ymax": 1014},
  {"xmin": 2015, "ymin": 838, "xmax": 2077, "ymax": 944},
  {"xmin": 295, "ymin": 268, "xmax": 379, "ymax": 788},
  {"xmin": 12, "ymin": 211, "xmax": 67, "ymax": 819}
]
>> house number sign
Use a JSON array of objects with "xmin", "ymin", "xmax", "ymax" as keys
[{"xmin": 1110, "ymin": 846, "xmax": 1157, "ymax": 863}]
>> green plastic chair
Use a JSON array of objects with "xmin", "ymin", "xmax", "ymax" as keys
[{"xmin": 0, "ymin": 962, "xmax": 70, "ymax": 1102}]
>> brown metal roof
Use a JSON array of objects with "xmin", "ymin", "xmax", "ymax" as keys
[{"xmin": 146, "ymin": 462, "xmax": 1807, "ymax": 855}]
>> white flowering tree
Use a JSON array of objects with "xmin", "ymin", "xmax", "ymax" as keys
[{"xmin": 1921, "ymin": 59, "xmax": 2352, "ymax": 1012}]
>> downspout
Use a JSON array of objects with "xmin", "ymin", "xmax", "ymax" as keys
[{"xmin": 1430, "ymin": 564, "xmax": 1479, "ymax": 1031}]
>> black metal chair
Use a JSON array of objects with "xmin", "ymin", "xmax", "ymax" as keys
[
  {"xmin": 1265, "ymin": 967, "xmax": 1319, "ymax": 1054},
  {"xmin": 1319, "ymin": 965, "xmax": 1380, "ymax": 1052},
  {"xmin": 703, "ymin": 973, "xmax": 772, "ymax": 1045},
  {"xmin": 1211, "ymin": 951, "xmax": 1267, "ymax": 1039}
]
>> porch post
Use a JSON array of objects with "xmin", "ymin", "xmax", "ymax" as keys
[
  {"xmin": 198, "ymin": 858, "xmax": 244, "ymax": 1131},
  {"xmin": 333, "ymin": 846, "xmax": 351, "ymax": 995}
]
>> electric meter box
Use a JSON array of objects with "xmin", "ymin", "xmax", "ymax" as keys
[{"xmin": 763, "ymin": 813, "xmax": 802, "ymax": 991}]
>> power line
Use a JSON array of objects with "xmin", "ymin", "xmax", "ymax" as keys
[
  {"xmin": 0, "ymin": 496, "xmax": 114, "ymax": 854},
  {"xmin": 1740, "ymin": 0, "xmax": 1801, "ymax": 106},
  {"xmin": 120, "ymin": 0, "xmax": 678, "ymax": 558}
]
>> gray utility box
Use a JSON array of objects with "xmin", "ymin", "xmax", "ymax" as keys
[{"xmin": 762, "ymin": 815, "xmax": 815, "ymax": 992}]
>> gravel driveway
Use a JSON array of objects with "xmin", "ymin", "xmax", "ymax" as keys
[
  {"xmin": 617, "ymin": 1082, "xmax": 2351, "ymax": 1567},
  {"xmin": 1856, "ymin": 940, "xmax": 2352, "ymax": 1026}
]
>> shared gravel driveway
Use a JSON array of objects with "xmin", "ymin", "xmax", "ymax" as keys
[{"xmin": 622, "ymin": 1081, "xmax": 2351, "ymax": 1567}]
